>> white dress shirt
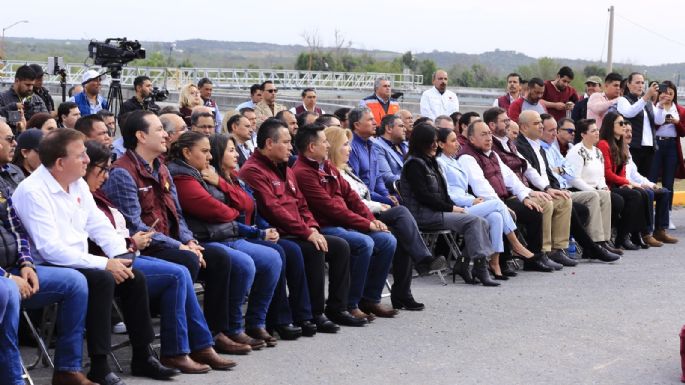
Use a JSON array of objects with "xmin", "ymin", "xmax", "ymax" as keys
[
  {"xmin": 419, "ymin": 87, "xmax": 459, "ymax": 120},
  {"xmin": 524, "ymin": 137, "xmax": 551, "ymax": 189},
  {"xmin": 626, "ymin": 156, "xmax": 655, "ymax": 187},
  {"xmin": 617, "ymin": 96, "xmax": 653, "ymax": 146},
  {"xmin": 12, "ymin": 165, "xmax": 127, "ymax": 270},
  {"xmin": 654, "ymin": 103, "xmax": 679, "ymax": 138},
  {"xmin": 494, "ymin": 136, "xmax": 548, "ymax": 190},
  {"xmin": 566, "ymin": 142, "xmax": 608, "ymax": 191},
  {"xmin": 458, "ymin": 151, "xmax": 532, "ymax": 202}
]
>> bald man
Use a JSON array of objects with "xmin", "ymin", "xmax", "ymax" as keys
[
  {"xmin": 398, "ymin": 110, "xmax": 414, "ymax": 139},
  {"xmin": 419, "ymin": 70, "xmax": 459, "ymax": 120}
]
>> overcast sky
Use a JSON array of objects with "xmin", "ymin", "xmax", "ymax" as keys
[{"xmin": 3, "ymin": 0, "xmax": 685, "ymax": 66}]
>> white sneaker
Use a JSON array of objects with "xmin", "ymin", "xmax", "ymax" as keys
[
  {"xmin": 112, "ymin": 321, "xmax": 127, "ymax": 334},
  {"xmin": 669, "ymin": 219, "xmax": 676, "ymax": 230}
]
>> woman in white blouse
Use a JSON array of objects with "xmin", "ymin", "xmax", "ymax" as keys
[
  {"xmin": 650, "ymin": 80, "xmax": 680, "ymax": 212},
  {"xmin": 324, "ymin": 126, "xmax": 444, "ymax": 311},
  {"xmin": 435, "ymin": 127, "xmax": 533, "ymax": 280}
]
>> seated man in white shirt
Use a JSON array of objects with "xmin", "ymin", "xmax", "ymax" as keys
[{"xmin": 12, "ymin": 129, "xmax": 176, "ymax": 385}]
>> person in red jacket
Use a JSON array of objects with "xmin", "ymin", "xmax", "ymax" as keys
[
  {"xmin": 239, "ymin": 118, "xmax": 363, "ymax": 329},
  {"xmin": 597, "ymin": 111, "xmax": 650, "ymax": 250},
  {"xmin": 293, "ymin": 123, "xmax": 397, "ymax": 320}
]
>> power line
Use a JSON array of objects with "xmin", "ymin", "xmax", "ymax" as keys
[{"xmin": 616, "ymin": 13, "xmax": 685, "ymax": 49}]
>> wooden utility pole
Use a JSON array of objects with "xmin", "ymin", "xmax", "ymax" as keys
[{"xmin": 607, "ymin": 6, "xmax": 614, "ymax": 72}]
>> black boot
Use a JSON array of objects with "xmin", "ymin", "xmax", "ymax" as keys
[
  {"xmin": 451, "ymin": 255, "xmax": 474, "ymax": 284},
  {"xmin": 472, "ymin": 259, "xmax": 500, "ymax": 287},
  {"xmin": 619, "ymin": 234, "xmax": 639, "ymax": 250}
]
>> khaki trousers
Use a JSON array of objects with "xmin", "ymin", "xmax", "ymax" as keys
[
  {"xmin": 531, "ymin": 196, "xmax": 572, "ymax": 252},
  {"xmin": 571, "ymin": 190, "xmax": 612, "ymax": 242}
]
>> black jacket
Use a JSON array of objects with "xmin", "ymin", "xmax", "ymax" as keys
[{"xmin": 514, "ymin": 135, "xmax": 560, "ymax": 190}]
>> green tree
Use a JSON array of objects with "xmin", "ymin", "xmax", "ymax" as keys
[
  {"xmin": 583, "ymin": 64, "xmax": 607, "ymax": 78},
  {"xmin": 131, "ymin": 51, "xmax": 167, "ymax": 67},
  {"xmin": 418, "ymin": 59, "xmax": 437, "ymax": 85}
]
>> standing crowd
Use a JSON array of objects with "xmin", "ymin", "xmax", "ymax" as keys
[{"xmin": 0, "ymin": 62, "xmax": 680, "ymax": 385}]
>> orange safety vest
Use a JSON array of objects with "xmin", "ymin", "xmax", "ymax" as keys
[{"xmin": 360, "ymin": 95, "xmax": 400, "ymax": 126}]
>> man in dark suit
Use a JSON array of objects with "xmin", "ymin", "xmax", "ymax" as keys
[
  {"xmin": 226, "ymin": 114, "xmax": 255, "ymax": 167},
  {"xmin": 373, "ymin": 114, "xmax": 407, "ymax": 189}
]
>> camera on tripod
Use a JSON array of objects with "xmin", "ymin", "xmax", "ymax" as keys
[
  {"xmin": 150, "ymin": 87, "xmax": 169, "ymax": 102},
  {"xmin": 88, "ymin": 38, "xmax": 146, "ymax": 67}
]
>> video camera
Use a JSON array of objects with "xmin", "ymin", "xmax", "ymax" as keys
[
  {"xmin": 150, "ymin": 87, "xmax": 169, "ymax": 102},
  {"xmin": 88, "ymin": 38, "xmax": 146, "ymax": 67}
]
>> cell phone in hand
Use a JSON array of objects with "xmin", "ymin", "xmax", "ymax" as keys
[
  {"xmin": 7, "ymin": 111, "xmax": 21, "ymax": 124},
  {"xmin": 114, "ymin": 251, "xmax": 137, "ymax": 263},
  {"xmin": 659, "ymin": 83, "xmax": 668, "ymax": 93}
]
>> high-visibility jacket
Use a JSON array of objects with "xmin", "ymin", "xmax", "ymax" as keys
[{"xmin": 359, "ymin": 94, "xmax": 399, "ymax": 126}]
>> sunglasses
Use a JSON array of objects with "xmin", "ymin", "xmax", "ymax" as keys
[
  {"xmin": 265, "ymin": 89, "xmax": 278, "ymax": 94},
  {"xmin": 616, "ymin": 121, "xmax": 628, "ymax": 126}
]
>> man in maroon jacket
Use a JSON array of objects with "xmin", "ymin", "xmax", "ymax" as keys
[
  {"xmin": 239, "ymin": 118, "xmax": 364, "ymax": 329},
  {"xmin": 292, "ymin": 123, "xmax": 398, "ymax": 320}
]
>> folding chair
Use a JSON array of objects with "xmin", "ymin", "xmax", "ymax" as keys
[
  {"xmin": 21, "ymin": 360, "xmax": 34, "ymax": 385},
  {"xmin": 23, "ymin": 305, "xmax": 56, "ymax": 370}
]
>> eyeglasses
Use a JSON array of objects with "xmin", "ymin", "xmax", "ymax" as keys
[
  {"xmin": 563, "ymin": 129, "xmax": 575, "ymax": 134},
  {"xmin": 616, "ymin": 121, "xmax": 628, "ymax": 126},
  {"xmin": 96, "ymin": 165, "xmax": 110, "ymax": 175},
  {"xmin": 3, "ymin": 135, "xmax": 15, "ymax": 143},
  {"xmin": 265, "ymin": 89, "xmax": 278, "ymax": 93}
]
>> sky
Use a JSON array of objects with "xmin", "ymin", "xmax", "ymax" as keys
[{"xmin": 3, "ymin": 0, "xmax": 685, "ymax": 66}]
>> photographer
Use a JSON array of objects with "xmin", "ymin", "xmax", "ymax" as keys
[
  {"xmin": 0, "ymin": 65, "xmax": 48, "ymax": 133},
  {"xmin": 29, "ymin": 64, "xmax": 55, "ymax": 113},
  {"xmin": 121, "ymin": 75, "xmax": 161, "ymax": 115}
]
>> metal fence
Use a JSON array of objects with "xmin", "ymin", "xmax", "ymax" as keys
[{"xmin": 0, "ymin": 60, "xmax": 424, "ymax": 91}]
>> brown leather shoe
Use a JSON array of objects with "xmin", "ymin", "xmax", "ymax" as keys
[
  {"xmin": 228, "ymin": 332, "xmax": 266, "ymax": 350},
  {"xmin": 349, "ymin": 307, "xmax": 375, "ymax": 322},
  {"xmin": 214, "ymin": 332, "xmax": 252, "ymax": 355},
  {"xmin": 246, "ymin": 327, "xmax": 277, "ymax": 347},
  {"xmin": 160, "ymin": 354, "xmax": 211, "ymax": 374},
  {"xmin": 52, "ymin": 371, "xmax": 98, "ymax": 385},
  {"xmin": 189, "ymin": 347, "xmax": 237, "ymax": 370},
  {"xmin": 359, "ymin": 300, "xmax": 399, "ymax": 318},
  {"xmin": 643, "ymin": 234, "xmax": 664, "ymax": 247},
  {"xmin": 653, "ymin": 229, "xmax": 678, "ymax": 244}
]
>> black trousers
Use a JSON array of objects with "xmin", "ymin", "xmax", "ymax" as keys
[
  {"xmin": 147, "ymin": 247, "xmax": 232, "ymax": 334},
  {"xmin": 504, "ymin": 197, "xmax": 543, "ymax": 253},
  {"xmin": 610, "ymin": 187, "xmax": 647, "ymax": 240},
  {"xmin": 610, "ymin": 192, "xmax": 625, "ymax": 229},
  {"xmin": 78, "ymin": 268, "xmax": 154, "ymax": 356},
  {"xmin": 289, "ymin": 235, "xmax": 350, "ymax": 315},
  {"xmin": 630, "ymin": 146, "xmax": 655, "ymax": 178},
  {"xmin": 377, "ymin": 206, "xmax": 431, "ymax": 300}
]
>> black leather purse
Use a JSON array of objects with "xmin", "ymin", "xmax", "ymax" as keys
[{"xmin": 185, "ymin": 217, "xmax": 240, "ymax": 242}]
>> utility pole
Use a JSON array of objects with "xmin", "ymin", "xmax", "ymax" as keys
[{"xmin": 607, "ymin": 6, "xmax": 614, "ymax": 73}]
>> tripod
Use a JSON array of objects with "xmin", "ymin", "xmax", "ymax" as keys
[{"xmin": 105, "ymin": 65, "xmax": 124, "ymax": 125}]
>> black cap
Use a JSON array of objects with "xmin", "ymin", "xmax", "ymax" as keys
[
  {"xmin": 17, "ymin": 129, "xmax": 43, "ymax": 151},
  {"xmin": 28, "ymin": 64, "xmax": 44, "ymax": 78}
]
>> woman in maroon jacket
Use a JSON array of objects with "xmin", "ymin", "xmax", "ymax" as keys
[
  {"xmin": 168, "ymin": 132, "xmax": 282, "ymax": 349},
  {"xmin": 597, "ymin": 111, "xmax": 650, "ymax": 250}
]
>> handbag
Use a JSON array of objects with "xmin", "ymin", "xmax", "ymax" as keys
[{"xmin": 185, "ymin": 217, "xmax": 240, "ymax": 242}]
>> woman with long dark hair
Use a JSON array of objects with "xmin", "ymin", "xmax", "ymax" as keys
[
  {"xmin": 650, "ymin": 81, "xmax": 681, "ymax": 214},
  {"xmin": 597, "ymin": 112, "xmax": 652, "ymax": 249},
  {"xmin": 399, "ymin": 123, "xmax": 498, "ymax": 286},
  {"xmin": 167, "ymin": 131, "xmax": 282, "ymax": 349},
  {"xmin": 208, "ymin": 133, "xmax": 324, "ymax": 336}
]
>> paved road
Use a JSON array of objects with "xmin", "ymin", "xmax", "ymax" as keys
[{"xmin": 23, "ymin": 209, "xmax": 685, "ymax": 385}]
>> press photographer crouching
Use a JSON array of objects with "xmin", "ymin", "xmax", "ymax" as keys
[{"xmin": 120, "ymin": 75, "xmax": 166, "ymax": 115}]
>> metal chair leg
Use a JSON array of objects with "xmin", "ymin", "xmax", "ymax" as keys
[
  {"xmin": 21, "ymin": 360, "xmax": 34, "ymax": 385},
  {"xmin": 23, "ymin": 308, "xmax": 54, "ymax": 370}
]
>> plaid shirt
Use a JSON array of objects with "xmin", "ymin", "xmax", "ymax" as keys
[{"xmin": 0, "ymin": 164, "xmax": 33, "ymax": 276}]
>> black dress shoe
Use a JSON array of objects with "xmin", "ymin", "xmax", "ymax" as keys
[
  {"xmin": 600, "ymin": 241, "xmax": 623, "ymax": 255},
  {"xmin": 523, "ymin": 254, "xmax": 554, "ymax": 272},
  {"xmin": 324, "ymin": 310, "xmax": 367, "ymax": 327},
  {"xmin": 548, "ymin": 249, "xmax": 578, "ymax": 267},
  {"xmin": 131, "ymin": 354, "xmax": 180, "ymax": 379},
  {"xmin": 501, "ymin": 262, "xmax": 518, "ymax": 277},
  {"xmin": 540, "ymin": 253, "xmax": 563, "ymax": 270},
  {"xmin": 415, "ymin": 255, "xmax": 447, "ymax": 275},
  {"xmin": 88, "ymin": 372, "xmax": 126, "ymax": 385},
  {"xmin": 588, "ymin": 245, "xmax": 621, "ymax": 263},
  {"xmin": 390, "ymin": 296, "xmax": 425, "ymax": 311},
  {"xmin": 488, "ymin": 268, "xmax": 508, "ymax": 280},
  {"xmin": 631, "ymin": 234, "xmax": 649, "ymax": 249},
  {"xmin": 451, "ymin": 255, "xmax": 475, "ymax": 284},
  {"xmin": 312, "ymin": 314, "xmax": 340, "ymax": 333},
  {"xmin": 273, "ymin": 324, "xmax": 302, "ymax": 340},
  {"xmin": 619, "ymin": 236, "xmax": 639, "ymax": 251},
  {"xmin": 294, "ymin": 320, "xmax": 317, "ymax": 337}
]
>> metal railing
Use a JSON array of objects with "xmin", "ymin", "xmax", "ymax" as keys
[{"xmin": 0, "ymin": 60, "xmax": 424, "ymax": 91}]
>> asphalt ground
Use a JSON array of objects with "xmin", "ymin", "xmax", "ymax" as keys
[{"xmin": 21, "ymin": 208, "xmax": 685, "ymax": 385}]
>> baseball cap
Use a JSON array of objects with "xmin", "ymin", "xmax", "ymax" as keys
[
  {"xmin": 17, "ymin": 129, "xmax": 43, "ymax": 151},
  {"xmin": 585, "ymin": 76, "xmax": 602, "ymax": 85},
  {"xmin": 82, "ymin": 70, "xmax": 102, "ymax": 85}
]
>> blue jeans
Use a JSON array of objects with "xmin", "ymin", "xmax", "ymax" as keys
[
  {"xmin": 134, "ymin": 256, "xmax": 213, "ymax": 356},
  {"xmin": 250, "ymin": 239, "xmax": 313, "ymax": 327},
  {"xmin": 649, "ymin": 137, "xmax": 678, "ymax": 210},
  {"xmin": 321, "ymin": 227, "xmax": 396, "ymax": 306},
  {"xmin": 19, "ymin": 266, "xmax": 88, "ymax": 373},
  {"xmin": 203, "ymin": 239, "xmax": 281, "ymax": 334},
  {"xmin": 466, "ymin": 199, "xmax": 517, "ymax": 253},
  {"xmin": 0, "ymin": 277, "xmax": 22, "ymax": 385}
]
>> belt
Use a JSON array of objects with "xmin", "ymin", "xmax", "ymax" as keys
[{"xmin": 656, "ymin": 136, "xmax": 676, "ymax": 141}]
